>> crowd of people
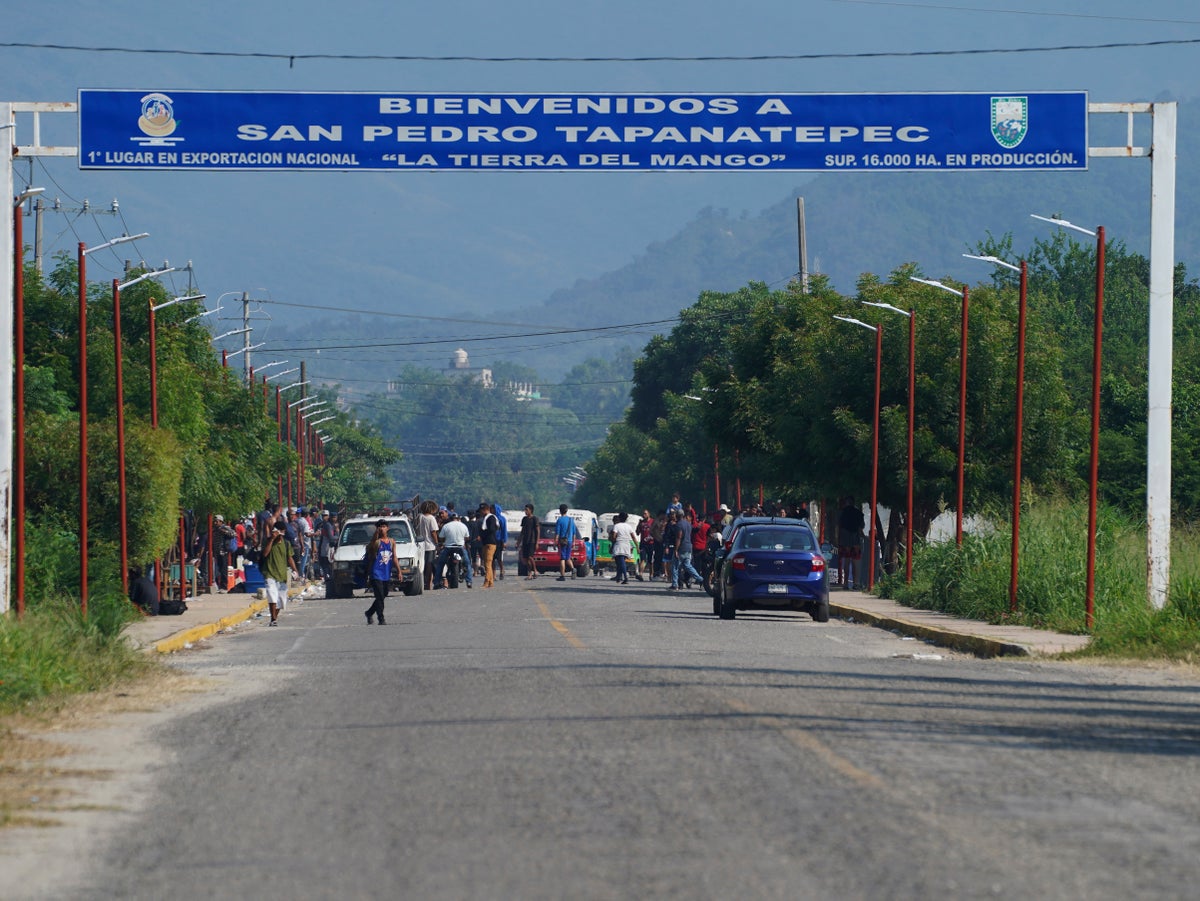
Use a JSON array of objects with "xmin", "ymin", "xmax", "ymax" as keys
[{"xmin": 131, "ymin": 491, "xmax": 868, "ymax": 621}]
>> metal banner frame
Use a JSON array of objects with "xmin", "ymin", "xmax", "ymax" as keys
[{"xmin": 0, "ymin": 98, "xmax": 1178, "ymax": 614}]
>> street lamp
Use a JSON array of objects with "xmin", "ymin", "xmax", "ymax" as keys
[
  {"xmin": 75, "ymin": 232, "xmax": 147, "ymax": 614},
  {"xmin": 183, "ymin": 305, "xmax": 220, "ymax": 324},
  {"xmin": 863, "ymin": 300, "xmax": 915, "ymax": 584},
  {"xmin": 224, "ymin": 341, "xmax": 266, "ymax": 360},
  {"xmin": 834, "ymin": 314, "xmax": 882, "ymax": 590},
  {"xmin": 964, "ymin": 252, "xmax": 1029, "ymax": 615},
  {"xmin": 910, "ymin": 276, "xmax": 969, "ymax": 545},
  {"xmin": 264, "ymin": 367, "xmax": 299, "ymax": 383},
  {"xmin": 254, "ymin": 360, "xmax": 289, "ymax": 373},
  {"xmin": 113, "ymin": 266, "xmax": 175, "ymax": 593},
  {"xmin": 13, "ymin": 186, "xmax": 44, "ymax": 616},
  {"xmin": 1034, "ymin": 214, "xmax": 1105, "ymax": 630}
]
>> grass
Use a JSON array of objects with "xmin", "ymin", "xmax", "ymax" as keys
[
  {"xmin": 877, "ymin": 497, "xmax": 1200, "ymax": 664},
  {"xmin": 0, "ymin": 591, "xmax": 156, "ymax": 717}
]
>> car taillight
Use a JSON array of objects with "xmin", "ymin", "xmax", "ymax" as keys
[
  {"xmin": 730, "ymin": 554, "xmax": 746, "ymax": 571},
  {"xmin": 811, "ymin": 555, "xmax": 826, "ymax": 573},
  {"xmin": 724, "ymin": 540, "xmax": 733, "ymax": 552}
]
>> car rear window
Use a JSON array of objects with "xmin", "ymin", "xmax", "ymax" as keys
[
  {"xmin": 740, "ymin": 528, "xmax": 816, "ymax": 551},
  {"xmin": 539, "ymin": 523, "xmax": 559, "ymax": 540}
]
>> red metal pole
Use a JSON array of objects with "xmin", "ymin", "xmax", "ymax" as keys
[
  {"xmin": 276, "ymin": 387, "xmax": 283, "ymax": 506},
  {"xmin": 868, "ymin": 324, "xmax": 882, "ymax": 589},
  {"xmin": 13, "ymin": 202, "xmax": 25, "ymax": 616},
  {"xmin": 299, "ymin": 411, "xmax": 306, "ymax": 504},
  {"xmin": 713, "ymin": 444, "xmax": 720, "ymax": 510},
  {"xmin": 207, "ymin": 512, "xmax": 214, "ymax": 591},
  {"xmin": 1010, "ymin": 262, "xmax": 1029, "ymax": 614},
  {"xmin": 113, "ymin": 279, "xmax": 130, "ymax": 595},
  {"xmin": 222, "ymin": 348, "xmax": 227, "ymax": 368},
  {"xmin": 906, "ymin": 310, "xmax": 915, "ymax": 584},
  {"xmin": 735, "ymin": 449, "xmax": 742, "ymax": 511},
  {"xmin": 78, "ymin": 244, "xmax": 89, "ymax": 615},
  {"xmin": 956, "ymin": 286, "xmax": 969, "ymax": 545},
  {"xmin": 178, "ymin": 516, "xmax": 187, "ymax": 601},
  {"xmin": 1086, "ymin": 228, "xmax": 1106, "ymax": 631},
  {"xmin": 148, "ymin": 301, "xmax": 158, "ymax": 429}
]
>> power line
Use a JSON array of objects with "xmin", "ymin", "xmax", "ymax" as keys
[{"xmin": 2, "ymin": 37, "xmax": 1198, "ymax": 63}]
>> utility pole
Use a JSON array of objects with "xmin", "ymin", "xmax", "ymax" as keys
[
  {"xmin": 242, "ymin": 291, "xmax": 251, "ymax": 384},
  {"xmin": 796, "ymin": 196, "xmax": 810, "ymax": 294}
]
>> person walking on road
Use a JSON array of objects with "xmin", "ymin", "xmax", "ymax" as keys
[
  {"xmin": 364, "ymin": 519, "xmax": 401, "ymax": 625},
  {"xmin": 416, "ymin": 500, "xmax": 440, "ymax": 590},
  {"xmin": 610, "ymin": 511, "xmax": 638, "ymax": 585},
  {"xmin": 519, "ymin": 503, "xmax": 539, "ymax": 579},
  {"xmin": 478, "ymin": 503, "xmax": 501, "ymax": 588},
  {"xmin": 262, "ymin": 519, "xmax": 298, "ymax": 626},
  {"xmin": 554, "ymin": 504, "xmax": 578, "ymax": 581}
]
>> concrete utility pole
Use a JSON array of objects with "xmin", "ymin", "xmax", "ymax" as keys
[
  {"xmin": 796, "ymin": 197, "xmax": 810, "ymax": 294},
  {"xmin": 242, "ymin": 291, "xmax": 252, "ymax": 384}
]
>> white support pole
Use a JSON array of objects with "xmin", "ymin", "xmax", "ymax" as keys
[
  {"xmin": 1146, "ymin": 101, "xmax": 1177, "ymax": 610},
  {"xmin": 1, "ymin": 102, "xmax": 14, "ymax": 615}
]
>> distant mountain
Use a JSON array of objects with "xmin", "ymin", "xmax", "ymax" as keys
[{"xmin": 301, "ymin": 100, "xmax": 1197, "ymax": 385}]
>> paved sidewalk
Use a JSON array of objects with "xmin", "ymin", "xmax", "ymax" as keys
[
  {"xmin": 125, "ymin": 579, "xmax": 323, "ymax": 654},
  {"xmin": 830, "ymin": 587, "xmax": 1092, "ymax": 657}
]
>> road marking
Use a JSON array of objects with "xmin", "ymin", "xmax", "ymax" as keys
[
  {"xmin": 725, "ymin": 697, "xmax": 885, "ymax": 790},
  {"xmin": 531, "ymin": 593, "xmax": 587, "ymax": 649}
]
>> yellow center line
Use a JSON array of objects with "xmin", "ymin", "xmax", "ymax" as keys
[
  {"xmin": 724, "ymin": 697, "xmax": 885, "ymax": 790},
  {"xmin": 531, "ymin": 592, "xmax": 588, "ymax": 650}
]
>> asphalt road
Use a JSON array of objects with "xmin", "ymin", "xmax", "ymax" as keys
[{"xmin": 26, "ymin": 571, "xmax": 1200, "ymax": 899}]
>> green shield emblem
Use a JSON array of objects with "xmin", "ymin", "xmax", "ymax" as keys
[{"xmin": 991, "ymin": 97, "xmax": 1028, "ymax": 149}]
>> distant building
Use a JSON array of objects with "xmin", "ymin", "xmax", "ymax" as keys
[{"xmin": 447, "ymin": 348, "xmax": 493, "ymax": 388}]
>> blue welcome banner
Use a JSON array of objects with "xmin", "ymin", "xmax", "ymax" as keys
[{"xmin": 78, "ymin": 90, "xmax": 1088, "ymax": 172}]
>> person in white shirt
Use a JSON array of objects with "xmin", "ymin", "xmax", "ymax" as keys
[
  {"xmin": 610, "ymin": 511, "xmax": 639, "ymax": 585},
  {"xmin": 433, "ymin": 513, "xmax": 472, "ymax": 589}
]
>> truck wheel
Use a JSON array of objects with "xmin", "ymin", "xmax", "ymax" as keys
[{"xmin": 404, "ymin": 577, "xmax": 423, "ymax": 596}]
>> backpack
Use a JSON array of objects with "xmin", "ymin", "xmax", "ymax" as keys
[{"xmin": 159, "ymin": 597, "xmax": 188, "ymax": 616}]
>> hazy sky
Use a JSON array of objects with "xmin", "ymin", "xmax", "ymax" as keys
[{"xmin": 3, "ymin": 1, "xmax": 1197, "ymax": 364}]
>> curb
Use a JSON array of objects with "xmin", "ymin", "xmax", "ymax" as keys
[
  {"xmin": 829, "ymin": 601, "xmax": 1035, "ymax": 658},
  {"xmin": 149, "ymin": 599, "xmax": 270, "ymax": 655}
]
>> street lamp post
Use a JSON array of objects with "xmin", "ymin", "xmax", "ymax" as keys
[
  {"xmin": 911, "ymin": 276, "xmax": 969, "ymax": 545},
  {"xmin": 76, "ymin": 232, "xmax": 146, "ymax": 614},
  {"xmin": 964, "ymin": 252, "xmax": 1029, "ymax": 615},
  {"xmin": 863, "ymin": 301, "xmax": 915, "ymax": 583},
  {"xmin": 1033, "ymin": 214, "xmax": 1105, "ymax": 629},
  {"xmin": 113, "ymin": 266, "xmax": 174, "ymax": 593},
  {"xmin": 835, "ymin": 315, "xmax": 882, "ymax": 589}
]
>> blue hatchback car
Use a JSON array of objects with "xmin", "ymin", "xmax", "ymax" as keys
[{"xmin": 714, "ymin": 522, "xmax": 830, "ymax": 622}]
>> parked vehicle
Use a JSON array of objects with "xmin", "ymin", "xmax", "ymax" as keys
[
  {"xmin": 714, "ymin": 521, "xmax": 829, "ymax": 622},
  {"xmin": 328, "ymin": 515, "xmax": 423, "ymax": 598},
  {"xmin": 533, "ymin": 508, "xmax": 599, "ymax": 577},
  {"xmin": 707, "ymin": 515, "xmax": 808, "ymax": 597},
  {"xmin": 595, "ymin": 512, "xmax": 642, "ymax": 576}
]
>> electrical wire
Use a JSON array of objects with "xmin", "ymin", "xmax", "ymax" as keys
[{"xmin": 2, "ymin": 37, "xmax": 1198, "ymax": 63}]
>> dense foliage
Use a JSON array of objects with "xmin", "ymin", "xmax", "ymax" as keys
[
  {"xmin": 18, "ymin": 253, "xmax": 399, "ymax": 604},
  {"xmin": 577, "ymin": 234, "xmax": 1200, "ymax": 544}
]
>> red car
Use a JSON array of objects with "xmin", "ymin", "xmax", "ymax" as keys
[{"xmin": 530, "ymin": 522, "xmax": 589, "ymax": 576}]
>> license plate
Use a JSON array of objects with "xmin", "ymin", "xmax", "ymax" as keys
[{"xmin": 768, "ymin": 584, "xmax": 788, "ymax": 594}]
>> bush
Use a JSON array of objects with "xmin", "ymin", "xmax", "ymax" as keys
[
  {"xmin": 0, "ymin": 593, "xmax": 151, "ymax": 714},
  {"xmin": 878, "ymin": 497, "xmax": 1200, "ymax": 659}
]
